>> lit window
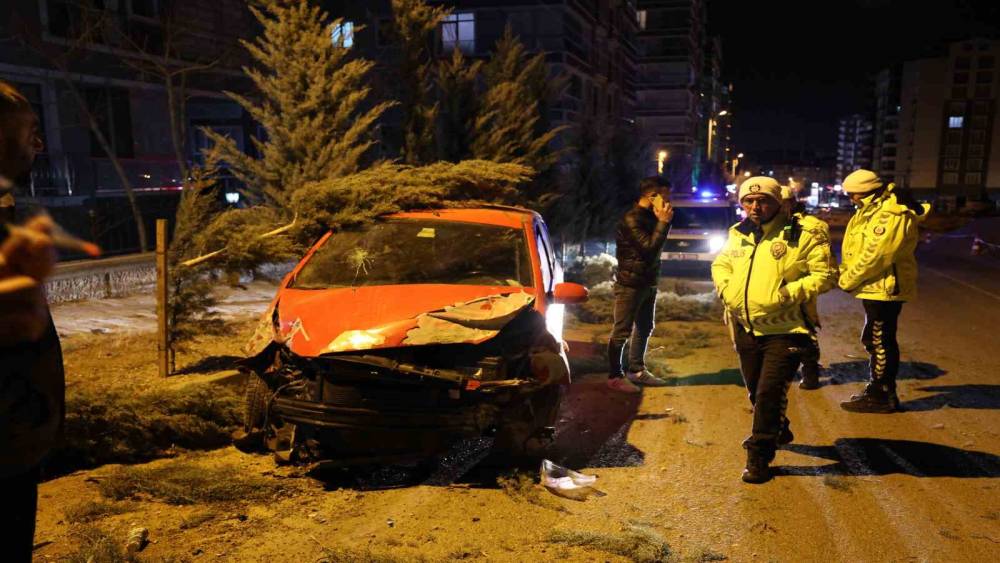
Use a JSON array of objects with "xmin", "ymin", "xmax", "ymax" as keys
[
  {"xmin": 441, "ymin": 12, "xmax": 475, "ymax": 54},
  {"xmin": 948, "ymin": 116, "xmax": 963, "ymax": 128},
  {"xmin": 637, "ymin": 9, "xmax": 647, "ymax": 30},
  {"xmin": 332, "ymin": 21, "xmax": 354, "ymax": 48}
]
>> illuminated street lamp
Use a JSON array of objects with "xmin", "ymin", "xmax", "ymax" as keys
[
  {"xmin": 657, "ymin": 150, "xmax": 669, "ymax": 174},
  {"xmin": 731, "ymin": 152, "xmax": 744, "ymax": 177}
]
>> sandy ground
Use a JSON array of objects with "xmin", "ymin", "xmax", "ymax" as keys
[{"xmin": 32, "ymin": 223, "xmax": 1000, "ymax": 562}]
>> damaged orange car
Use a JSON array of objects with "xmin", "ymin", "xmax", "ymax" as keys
[{"xmin": 239, "ymin": 206, "xmax": 588, "ymax": 466}]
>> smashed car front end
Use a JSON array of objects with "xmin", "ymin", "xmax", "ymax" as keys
[{"xmin": 241, "ymin": 291, "xmax": 568, "ymax": 464}]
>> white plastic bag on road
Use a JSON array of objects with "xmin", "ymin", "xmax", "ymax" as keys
[{"xmin": 540, "ymin": 459, "xmax": 605, "ymax": 501}]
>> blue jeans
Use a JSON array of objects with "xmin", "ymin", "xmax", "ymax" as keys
[{"xmin": 608, "ymin": 284, "xmax": 657, "ymax": 377}]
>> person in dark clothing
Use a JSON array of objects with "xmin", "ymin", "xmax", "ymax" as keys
[
  {"xmin": 0, "ymin": 80, "xmax": 64, "ymax": 563},
  {"xmin": 607, "ymin": 176, "xmax": 674, "ymax": 393}
]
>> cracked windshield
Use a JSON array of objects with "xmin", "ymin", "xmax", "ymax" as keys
[{"xmin": 291, "ymin": 219, "xmax": 534, "ymax": 288}]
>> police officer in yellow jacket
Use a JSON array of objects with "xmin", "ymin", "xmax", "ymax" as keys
[
  {"xmin": 713, "ymin": 177, "xmax": 836, "ymax": 483},
  {"xmin": 838, "ymin": 169, "xmax": 929, "ymax": 413},
  {"xmin": 780, "ymin": 186, "xmax": 834, "ymax": 390}
]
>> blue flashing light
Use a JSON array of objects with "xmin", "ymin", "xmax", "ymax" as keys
[{"xmin": 700, "ymin": 190, "xmax": 714, "ymax": 198}]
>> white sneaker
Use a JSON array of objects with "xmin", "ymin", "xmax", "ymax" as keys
[
  {"xmin": 607, "ymin": 377, "xmax": 641, "ymax": 394},
  {"xmin": 627, "ymin": 369, "xmax": 671, "ymax": 387}
]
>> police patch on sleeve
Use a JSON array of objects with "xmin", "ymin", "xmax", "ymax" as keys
[{"xmin": 873, "ymin": 225, "xmax": 886, "ymax": 236}]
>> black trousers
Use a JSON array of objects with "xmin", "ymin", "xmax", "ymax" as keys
[
  {"xmin": 1, "ymin": 466, "xmax": 39, "ymax": 562},
  {"xmin": 734, "ymin": 327, "xmax": 811, "ymax": 460},
  {"xmin": 608, "ymin": 284, "xmax": 657, "ymax": 377},
  {"xmin": 861, "ymin": 300, "xmax": 904, "ymax": 393}
]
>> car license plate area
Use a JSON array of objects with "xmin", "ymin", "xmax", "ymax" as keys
[{"xmin": 664, "ymin": 252, "xmax": 698, "ymax": 260}]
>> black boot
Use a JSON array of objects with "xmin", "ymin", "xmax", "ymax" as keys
[
  {"xmin": 841, "ymin": 384, "xmax": 899, "ymax": 413},
  {"xmin": 798, "ymin": 362, "xmax": 821, "ymax": 390},
  {"xmin": 778, "ymin": 425, "xmax": 794, "ymax": 446},
  {"xmin": 742, "ymin": 450, "xmax": 772, "ymax": 484}
]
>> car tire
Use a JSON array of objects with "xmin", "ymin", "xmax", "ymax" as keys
[
  {"xmin": 491, "ymin": 384, "xmax": 563, "ymax": 463},
  {"xmin": 243, "ymin": 371, "xmax": 271, "ymax": 433}
]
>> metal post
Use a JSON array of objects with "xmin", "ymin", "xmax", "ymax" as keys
[{"xmin": 156, "ymin": 219, "xmax": 169, "ymax": 377}]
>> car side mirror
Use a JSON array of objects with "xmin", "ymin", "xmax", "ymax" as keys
[{"xmin": 552, "ymin": 282, "xmax": 588, "ymax": 304}]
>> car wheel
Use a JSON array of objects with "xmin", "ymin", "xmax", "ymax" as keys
[
  {"xmin": 243, "ymin": 370, "xmax": 271, "ymax": 433},
  {"xmin": 491, "ymin": 384, "xmax": 563, "ymax": 463}
]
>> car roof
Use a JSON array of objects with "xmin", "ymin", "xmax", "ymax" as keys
[
  {"xmin": 388, "ymin": 206, "xmax": 538, "ymax": 229},
  {"xmin": 669, "ymin": 198, "xmax": 734, "ymax": 208}
]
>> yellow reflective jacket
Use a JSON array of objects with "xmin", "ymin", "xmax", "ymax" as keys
[
  {"xmin": 839, "ymin": 186, "xmax": 930, "ymax": 302},
  {"xmin": 795, "ymin": 212, "xmax": 836, "ymax": 329},
  {"xmin": 712, "ymin": 214, "xmax": 837, "ymax": 336}
]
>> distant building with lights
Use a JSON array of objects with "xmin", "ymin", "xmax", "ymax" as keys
[
  {"xmin": 874, "ymin": 38, "xmax": 1000, "ymax": 205},
  {"xmin": 835, "ymin": 114, "xmax": 873, "ymax": 181}
]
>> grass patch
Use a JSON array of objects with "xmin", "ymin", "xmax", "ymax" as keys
[
  {"xmin": 547, "ymin": 522, "xmax": 671, "ymax": 563},
  {"xmin": 98, "ymin": 460, "xmax": 285, "ymax": 505},
  {"xmin": 64, "ymin": 525, "xmax": 139, "ymax": 563},
  {"xmin": 63, "ymin": 501, "xmax": 135, "ymax": 524},
  {"xmin": 46, "ymin": 385, "xmax": 242, "ymax": 479},
  {"xmin": 497, "ymin": 471, "xmax": 568, "ymax": 513},
  {"xmin": 822, "ymin": 475, "xmax": 854, "ymax": 493},
  {"xmin": 316, "ymin": 547, "xmax": 429, "ymax": 563},
  {"xmin": 646, "ymin": 325, "xmax": 714, "ymax": 360}
]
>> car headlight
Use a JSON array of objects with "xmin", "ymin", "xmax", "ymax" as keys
[
  {"xmin": 545, "ymin": 304, "xmax": 565, "ymax": 341},
  {"xmin": 322, "ymin": 329, "xmax": 386, "ymax": 353},
  {"xmin": 708, "ymin": 236, "xmax": 725, "ymax": 253}
]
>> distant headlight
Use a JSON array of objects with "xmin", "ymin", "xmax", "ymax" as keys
[{"xmin": 709, "ymin": 236, "xmax": 725, "ymax": 253}]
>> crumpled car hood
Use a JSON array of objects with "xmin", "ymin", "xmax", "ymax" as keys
[{"xmin": 245, "ymin": 285, "xmax": 536, "ymax": 357}]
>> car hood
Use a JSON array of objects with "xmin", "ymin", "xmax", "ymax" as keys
[{"xmin": 245, "ymin": 285, "xmax": 537, "ymax": 357}]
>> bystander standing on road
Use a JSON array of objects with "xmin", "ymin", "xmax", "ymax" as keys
[
  {"xmin": 607, "ymin": 176, "xmax": 675, "ymax": 393},
  {"xmin": 837, "ymin": 169, "xmax": 930, "ymax": 413},
  {"xmin": 712, "ymin": 176, "xmax": 836, "ymax": 483},
  {"xmin": 0, "ymin": 79, "xmax": 65, "ymax": 563}
]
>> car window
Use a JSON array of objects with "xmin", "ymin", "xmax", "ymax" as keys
[
  {"xmin": 291, "ymin": 219, "xmax": 534, "ymax": 289},
  {"xmin": 670, "ymin": 207, "xmax": 733, "ymax": 230}
]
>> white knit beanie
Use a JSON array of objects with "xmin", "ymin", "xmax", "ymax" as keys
[
  {"xmin": 738, "ymin": 176, "xmax": 781, "ymax": 203},
  {"xmin": 843, "ymin": 169, "xmax": 883, "ymax": 194}
]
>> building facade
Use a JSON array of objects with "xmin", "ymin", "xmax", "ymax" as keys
[
  {"xmin": 324, "ymin": 0, "xmax": 640, "ymax": 158},
  {"xmin": 835, "ymin": 114, "xmax": 873, "ymax": 181},
  {"xmin": 0, "ymin": 0, "xmax": 256, "ymax": 250},
  {"xmin": 880, "ymin": 39, "xmax": 999, "ymax": 203},
  {"xmin": 634, "ymin": 0, "xmax": 712, "ymax": 189}
]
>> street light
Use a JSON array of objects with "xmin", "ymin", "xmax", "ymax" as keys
[
  {"xmin": 657, "ymin": 150, "xmax": 668, "ymax": 174},
  {"xmin": 731, "ymin": 152, "xmax": 745, "ymax": 177}
]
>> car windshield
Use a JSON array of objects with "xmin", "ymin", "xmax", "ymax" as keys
[
  {"xmin": 290, "ymin": 219, "xmax": 534, "ymax": 289},
  {"xmin": 670, "ymin": 207, "xmax": 733, "ymax": 230}
]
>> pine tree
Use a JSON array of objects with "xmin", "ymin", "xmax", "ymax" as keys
[
  {"xmin": 205, "ymin": 0, "xmax": 393, "ymax": 208},
  {"xmin": 471, "ymin": 26, "xmax": 566, "ymax": 173},
  {"xmin": 436, "ymin": 47, "xmax": 482, "ymax": 162},
  {"xmin": 390, "ymin": 0, "xmax": 449, "ymax": 165},
  {"xmin": 167, "ymin": 159, "xmax": 225, "ymax": 365},
  {"xmin": 290, "ymin": 160, "xmax": 535, "ymax": 243}
]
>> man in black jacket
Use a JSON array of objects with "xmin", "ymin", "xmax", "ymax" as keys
[
  {"xmin": 607, "ymin": 176, "xmax": 674, "ymax": 393},
  {"xmin": 0, "ymin": 80, "xmax": 64, "ymax": 563}
]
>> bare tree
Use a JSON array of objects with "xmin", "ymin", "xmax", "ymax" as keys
[{"xmin": 13, "ymin": 3, "xmax": 151, "ymax": 250}]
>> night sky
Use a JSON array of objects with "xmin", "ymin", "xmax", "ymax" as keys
[{"xmin": 708, "ymin": 0, "xmax": 1000, "ymax": 163}]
